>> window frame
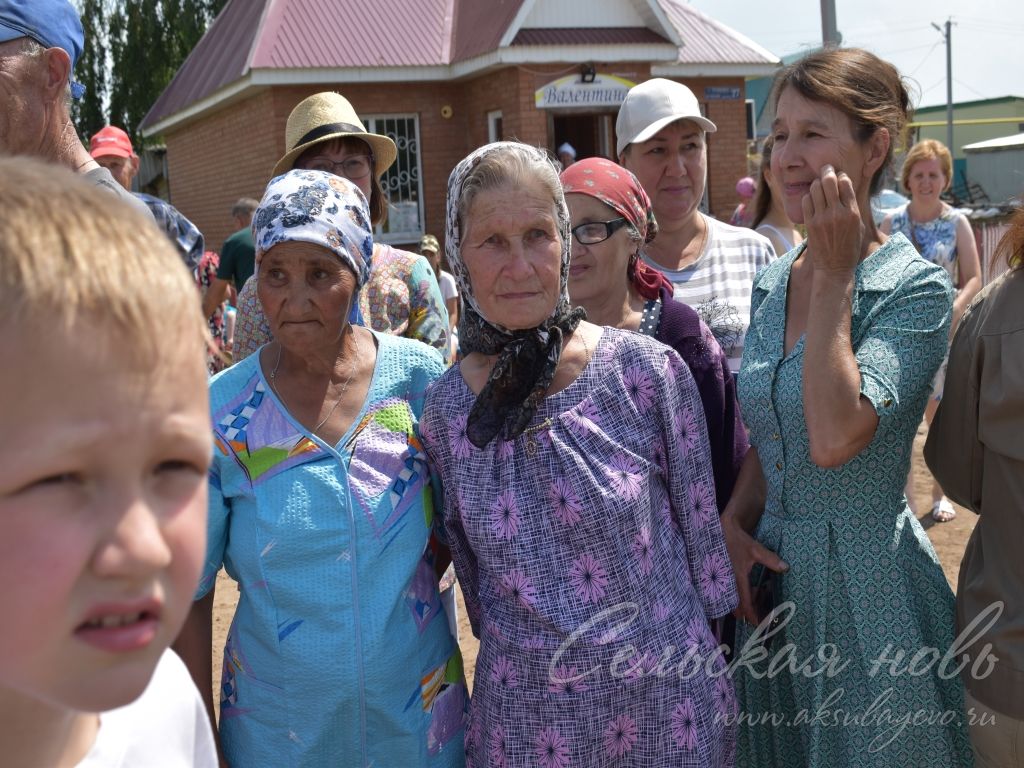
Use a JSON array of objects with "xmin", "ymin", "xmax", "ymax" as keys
[{"xmin": 362, "ymin": 113, "xmax": 425, "ymax": 245}]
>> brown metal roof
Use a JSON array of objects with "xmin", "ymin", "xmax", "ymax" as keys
[
  {"xmin": 143, "ymin": 0, "xmax": 777, "ymax": 132},
  {"xmin": 450, "ymin": 0, "xmax": 525, "ymax": 63},
  {"xmin": 511, "ymin": 27, "xmax": 670, "ymax": 46},
  {"xmin": 659, "ymin": 0, "xmax": 776, "ymax": 65},
  {"xmin": 251, "ymin": 0, "xmax": 451, "ymax": 69},
  {"xmin": 142, "ymin": 0, "xmax": 266, "ymax": 130}
]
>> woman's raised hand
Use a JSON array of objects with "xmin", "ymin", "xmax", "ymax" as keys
[{"xmin": 802, "ymin": 164, "xmax": 865, "ymax": 274}]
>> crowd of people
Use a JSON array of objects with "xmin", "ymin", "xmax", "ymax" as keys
[{"xmin": 2, "ymin": 1, "xmax": 1022, "ymax": 767}]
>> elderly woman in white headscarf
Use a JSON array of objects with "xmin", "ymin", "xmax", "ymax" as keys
[
  {"xmin": 175, "ymin": 170, "xmax": 467, "ymax": 768},
  {"xmin": 421, "ymin": 141, "xmax": 738, "ymax": 767}
]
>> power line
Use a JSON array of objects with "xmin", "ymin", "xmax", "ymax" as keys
[
  {"xmin": 905, "ymin": 42, "xmax": 942, "ymax": 77},
  {"xmin": 953, "ymin": 78, "xmax": 990, "ymax": 100}
]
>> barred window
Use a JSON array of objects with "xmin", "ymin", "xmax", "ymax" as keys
[{"xmin": 362, "ymin": 115, "xmax": 423, "ymax": 244}]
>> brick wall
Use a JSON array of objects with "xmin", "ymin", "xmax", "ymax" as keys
[
  {"xmin": 698, "ymin": 77, "xmax": 751, "ymax": 221},
  {"xmin": 162, "ymin": 69, "xmax": 752, "ymax": 254},
  {"xmin": 164, "ymin": 89, "xmax": 280, "ymax": 252}
]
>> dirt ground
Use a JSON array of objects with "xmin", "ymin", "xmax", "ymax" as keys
[{"xmin": 209, "ymin": 420, "xmax": 974, "ymax": 703}]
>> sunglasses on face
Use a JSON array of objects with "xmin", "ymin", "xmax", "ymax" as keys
[{"xmin": 571, "ymin": 217, "xmax": 630, "ymax": 245}]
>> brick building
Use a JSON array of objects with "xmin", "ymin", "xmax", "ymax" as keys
[{"xmin": 142, "ymin": 0, "xmax": 778, "ymax": 251}]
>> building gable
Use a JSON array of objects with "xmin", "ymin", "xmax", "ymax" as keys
[{"xmin": 142, "ymin": 0, "xmax": 777, "ymax": 136}]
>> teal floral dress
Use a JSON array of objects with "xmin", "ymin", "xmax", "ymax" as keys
[{"xmin": 734, "ymin": 233, "xmax": 973, "ymax": 767}]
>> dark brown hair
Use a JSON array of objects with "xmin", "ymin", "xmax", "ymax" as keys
[
  {"xmin": 295, "ymin": 137, "xmax": 388, "ymax": 227},
  {"xmin": 771, "ymin": 47, "xmax": 911, "ymax": 196}
]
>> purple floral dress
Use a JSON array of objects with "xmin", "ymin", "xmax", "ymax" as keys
[{"xmin": 422, "ymin": 327, "xmax": 738, "ymax": 767}]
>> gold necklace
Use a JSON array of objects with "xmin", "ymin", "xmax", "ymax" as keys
[
  {"xmin": 268, "ymin": 337, "xmax": 360, "ymax": 435},
  {"xmin": 690, "ymin": 215, "xmax": 709, "ymax": 262},
  {"xmin": 520, "ymin": 330, "xmax": 591, "ymax": 458}
]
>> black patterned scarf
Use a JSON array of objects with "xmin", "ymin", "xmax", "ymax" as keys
[{"xmin": 444, "ymin": 142, "xmax": 585, "ymax": 448}]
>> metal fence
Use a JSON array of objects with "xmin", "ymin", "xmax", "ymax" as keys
[{"xmin": 974, "ymin": 218, "xmax": 1013, "ymax": 285}]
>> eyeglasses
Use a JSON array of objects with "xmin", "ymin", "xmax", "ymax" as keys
[
  {"xmin": 302, "ymin": 154, "xmax": 374, "ymax": 181},
  {"xmin": 571, "ymin": 217, "xmax": 630, "ymax": 245}
]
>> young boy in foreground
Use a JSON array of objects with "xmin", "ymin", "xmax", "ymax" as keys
[{"xmin": 0, "ymin": 157, "xmax": 218, "ymax": 767}]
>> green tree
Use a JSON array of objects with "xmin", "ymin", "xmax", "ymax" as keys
[
  {"xmin": 74, "ymin": 0, "xmax": 229, "ymax": 147},
  {"xmin": 71, "ymin": 0, "xmax": 110, "ymax": 139}
]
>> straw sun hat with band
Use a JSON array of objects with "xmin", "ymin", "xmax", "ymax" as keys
[{"xmin": 272, "ymin": 92, "xmax": 398, "ymax": 180}]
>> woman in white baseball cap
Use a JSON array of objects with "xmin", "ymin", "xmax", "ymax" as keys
[{"xmin": 616, "ymin": 78, "xmax": 775, "ymax": 376}]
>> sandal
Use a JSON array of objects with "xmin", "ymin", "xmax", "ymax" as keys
[{"xmin": 931, "ymin": 498, "xmax": 956, "ymax": 523}]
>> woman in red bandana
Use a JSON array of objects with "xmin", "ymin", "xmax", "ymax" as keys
[{"xmin": 561, "ymin": 158, "xmax": 748, "ymax": 513}]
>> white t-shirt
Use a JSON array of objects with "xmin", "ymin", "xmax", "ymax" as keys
[
  {"xmin": 642, "ymin": 214, "xmax": 776, "ymax": 373},
  {"xmin": 438, "ymin": 270, "xmax": 459, "ymax": 302},
  {"xmin": 76, "ymin": 650, "xmax": 218, "ymax": 768}
]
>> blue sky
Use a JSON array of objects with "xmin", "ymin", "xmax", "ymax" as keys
[{"xmin": 687, "ymin": 0, "xmax": 1024, "ymax": 109}]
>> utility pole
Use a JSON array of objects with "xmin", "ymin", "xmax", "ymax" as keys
[
  {"xmin": 821, "ymin": 0, "xmax": 841, "ymax": 47},
  {"xmin": 932, "ymin": 19, "xmax": 954, "ymax": 152}
]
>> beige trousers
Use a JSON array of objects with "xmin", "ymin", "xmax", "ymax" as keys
[{"xmin": 966, "ymin": 690, "xmax": 1024, "ymax": 768}]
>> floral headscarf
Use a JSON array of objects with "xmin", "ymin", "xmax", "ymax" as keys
[
  {"xmin": 445, "ymin": 141, "xmax": 585, "ymax": 448},
  {"xmin": 253, "ymin": 169, "xmax": 373, "ymax": 289},
  {"xmin": 559, "ymin": 157, "xmax": 672, "ymax": 300}
]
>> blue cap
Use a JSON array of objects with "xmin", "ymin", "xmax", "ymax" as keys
[{"xmin": 0, "ymin": 0, "xmax": 86, "ymax": 99}]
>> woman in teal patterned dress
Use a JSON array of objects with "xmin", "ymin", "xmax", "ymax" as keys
[{"xmin": 720, "ymin": 48, "xmax": 974, "ymax": 767}]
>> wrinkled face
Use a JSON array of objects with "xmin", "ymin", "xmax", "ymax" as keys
[
  {"xmin": 770, "ymin": 87, "xmax": 875, "ymax": 225},
  {"xmin": 0, "ymin": 39, "xmax": 48, "ymax": 157},
  {"xmin": 95, "ymin": 155, "xmax": 137, "ymax": 191},
  {"xmin": 0, "ymin": 323, "xmax": 210, "ymax": 713},
  {"xmin": 906, "ymin": 157, "xmax": 947, "ymax": 202},
  {"xmin": 295, "ymin": 137, "xmax": 374, "ymax": 200},
  {"xmin": 565, "ymin": 193, "xmax": 635, "ymax": 307},
  {"xmin": 620, "ymin": 119, "xmax": 706, "ymax": 224},
  {"xmin": 258, "ymin": 240, "xmax": 358, "ymax": 353},
  {"xmin": 460, "ymin": 179, "xmax": 563, "ymax": 330}
]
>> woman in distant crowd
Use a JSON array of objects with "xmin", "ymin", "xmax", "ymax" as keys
[
  {"xmin": 926, "ymin": 209, "xmax": 1024, "ymax": 768},
  {"xmin": 729, "ymin": 175, "xmax": 755, "ymax": 226},
  {"xmin": 195, "ymin": 249, "xmax": 229, "ymax": 374},
  {"xmin": 881, "ymin": 138, "xmax": 981, "ymax": 521},
  {"xmin": 176, "ymin": 170, "xmax": 466, "ymax": 767},
  {"xmin": 724, "ymin": 48, "xmax": 972, "ymax": 767},
  {"xmin": 749, "ymin": 136, "xmax": 804, "ymax": 257},
  {"xmin": 422, "ymin": 141, "xmax": 738, "ymax": 766},
  {"xmin": 616, "ymin": 78, "xmax": 776, "ymax": 374},
  {"xmin": 233, "ymin": 92, "xmax": 449, "ymax": 361}
]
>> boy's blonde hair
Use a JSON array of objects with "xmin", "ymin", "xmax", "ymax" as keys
[{"xmin": 0, "ymin": 157, "xmax": 208, "ymax": 367}]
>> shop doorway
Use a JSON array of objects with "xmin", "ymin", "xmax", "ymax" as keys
[{"xmin": 551, "ymin": 112, "xmax": 617, "ymax": 163}]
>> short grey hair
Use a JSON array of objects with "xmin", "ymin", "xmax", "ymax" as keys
[
  {"xmin": 14, "ymin": 37, "xmax": 73, "ymax": 111},
  {"xmin": 456, "ymin": 143, "xmax": 563, "ymax": 234}
]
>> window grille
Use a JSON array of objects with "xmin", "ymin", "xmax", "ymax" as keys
[{"xmin": 363, "ymin": 114, "xmax": 423, "ymax": 243}]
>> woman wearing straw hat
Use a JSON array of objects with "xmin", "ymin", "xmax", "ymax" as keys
[{"xmin": 233, "ymin": 92, "xmax": 449, "ymax": 361}]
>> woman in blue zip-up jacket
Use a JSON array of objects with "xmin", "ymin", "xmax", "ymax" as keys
[{"xmin": 174, "ymin": 169, "xmax": 467, "ymax": 768}]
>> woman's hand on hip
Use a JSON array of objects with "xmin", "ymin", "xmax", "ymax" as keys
[
  {"xmin": 802, "ymin": 164, "xmax": 864, "ymax": 275},
  {"xmin": 721, "ymin": 511, "xmax": 789, "ymax": 626}
]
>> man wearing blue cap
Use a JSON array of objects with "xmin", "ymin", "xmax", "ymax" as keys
[{"xmin": 0, "ymin": 0, "xmax": 148, "ymax": 216}]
